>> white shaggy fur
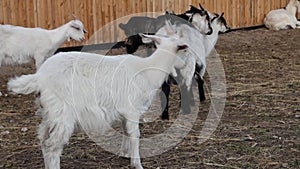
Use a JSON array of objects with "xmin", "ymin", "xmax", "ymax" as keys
[
  {"xmin": 0, "ymin": 19, "xmax": 86, "ymax": 69},
  {"xmin": 7, "ymin": 34, "xmax": 188, "ymax": 169},
  {"xmin": 264, "ymin": 0, "xmax": 300, "ymax": 30}
]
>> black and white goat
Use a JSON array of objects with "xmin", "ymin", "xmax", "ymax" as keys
[
  {"xmin": 160, "ymin": 6, "xmax": 230, "ymax": 120},
  {"xmin": 119, "ymin": 5, "xmax": 213, "ymax": 54}
]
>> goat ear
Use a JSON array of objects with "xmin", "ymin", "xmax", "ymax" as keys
[
  {"xmin": 71, "ymin": 22, "xmax": 80, "ymax": 30},
  {"xmin": 164, "ymin": 20, "xmax": 175, "ymax": 35},
  {"xmin": 214, "ymin": 13, "xmax": 220, "ymax": 17},
  {"xmin": 220, "ymin": 12, "xmax": 224, "ymax": 17},
  {"xmin": 140, "ymin": 34, "xmax": 161, "ymax": 45},
  {"xmin": 177, "ymin": 44, "xmax": 188, "ymax": 51},
  {"xmin": 72, "ymin": 14, "xmax": 79, "ymax": 20}
]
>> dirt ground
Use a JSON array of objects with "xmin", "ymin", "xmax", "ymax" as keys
[{"xmin": 0, "ymin": 28, "xmax": 299, "ymax": 169}]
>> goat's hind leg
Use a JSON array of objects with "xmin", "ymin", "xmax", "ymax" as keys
[{"xmin": 38, "ymin": 118, "xmax": 74, "ymax": 169}]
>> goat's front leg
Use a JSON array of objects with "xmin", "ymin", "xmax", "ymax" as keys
[
  {"xmin": 125, "ymin": 118, "xmax": 143, "ymax": 169},
  {"xmin": 34, "ymin": 54, "xmax": 47, "ymax": 70},
  {"xmin": 161, "ymin": 80, "xmax": 171, "ymax": 120},
  {"xmin": 120, "ymin": 119, "xmax": 130, "ymax": 157},
  {"xmin": 195, "ymin": 74, "xmax": 205, "ymax": 102}
]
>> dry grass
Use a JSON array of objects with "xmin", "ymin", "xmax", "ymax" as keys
[{"xmin": 0, "ymin": 28, "xmax": 299, "ymax": 168}]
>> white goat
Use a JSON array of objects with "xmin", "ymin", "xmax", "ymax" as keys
[
  {"xmin": 264, "ymin": 0, "xmax": 300, "ymax": 30},
  {"xmin": 7, "ymin": 33, "xmax": 188, "ymax": 169},
  {"xmin": 0, "ymin": 19, "xmax": 86, "ymax": 69}
]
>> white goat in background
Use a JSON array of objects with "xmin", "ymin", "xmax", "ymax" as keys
[
  {"xmin": 264, "ymin": 0, "xmax": 300, "ymax": 30},
  {"xmin": 0, "ymin": 19, "xmax": 87, "ymax": 69},
  {"xmin": 7, "ymin": 31, "xmax": 188, "ymax": 169},
  {"xmin": 154, "ymin": 13, "xmax": 230, "ymax": 91}
]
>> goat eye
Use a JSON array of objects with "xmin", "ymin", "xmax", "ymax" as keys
[{"xmin": 72, "ymin": 26, "xmax": 80, "ymax": 30}]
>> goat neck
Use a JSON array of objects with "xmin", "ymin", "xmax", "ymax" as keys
[
  {"xmin": 285, "ymin": 1, "xmax": 298, "ymax": 16},
  {"xmin": 141, "ymin": 48, "xmax": 179, "ymax": 89},
  {"xmin": 49, "ymin": 22, "xmax": 71, "ymax": 49},
  {"xmin": 203, "ymin": 22, "xmax": 220, "ymax": 53}
]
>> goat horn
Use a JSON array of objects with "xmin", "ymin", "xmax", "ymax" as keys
[
  {"xmin": 199, "ymin": 3, "xmax": 205, "ymax": 11},
  {"xmin": 72, "ymin": 14, "xmax": 79, "ymax": 20}
]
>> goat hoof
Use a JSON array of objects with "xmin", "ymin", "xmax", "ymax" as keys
[
  {"xmin": 161, "ymin": 114, "xmax": 169, "ymax": 120},
  {"xmin": 134, "ymin": 164, "xmax": 144, "ymax": 169},
  {"xmin": 180, "ymin": 108, "xmax": 191, "ymax": 114},
  {"xmin": 161, "ymin": 111, "xmax": 169, "ymax": 120},
  {"xmin": 118, "ymin": 151, "xmax": 130, "ymax": 158}
]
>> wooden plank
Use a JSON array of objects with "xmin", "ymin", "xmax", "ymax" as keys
[
  {"xmin": 112, "ymin": 0, "xmax": 117, "ymax": 42},
  {"xmin": 3, "ymin": 0, "xmax": 11, "ymax": 24},
  {"xmin": 33, "ymin": 0, "xmax": 38, "ymax": 27},
  {"xmin": 0, "ymin": 0, "xmax": 3, "ymax": 24},
  {"xmin": 39, "ymin": 0, "xmax": 47, "ymax": 28},
  {"xmin": 216, "ymin": 1, "xmax": 222, "ymax": 16},
  {"xmin": 224, "ymin": 0, "xmax": 230, "ymax": 25},
  {"xmin": 49, "ymin": 0, "xmax": 56, "ymax": 28},
  {"xmin": 259, "ymin": 0, "xmax": 264, "ymax": 24},
  {"xmin": 200, "ymin": 0, "xmax": 208, "ymax": 8},
  {"xmin": 9, "ymin": 0, "xmax": 16, "ymax": 25},
  {"xmin": 104, "ymin": 0, "xmax": 111, "ymax": 42},
  {"xmin": 230, "ymin": 0, "xmax": 236, "ymax": 28},
  {"xmin": 182, "ymin": 0, "xmax": 190, "ymax": 12},
  {"xmin": 173, "ymin": 0, "xmax": 178, "ymax": 13},
  {"xmin": 156, "ymin": 0, "xmax": 163, "ymax": 13},
  {"xmin": 146, "ymin": 0, "xmax": 154, "ymax": 16},
  {"xmin": 245, "ymin": 0, "xmax": 251, "ymax": 26},
  {"xmin": 46, "ymin": 0, "xmax": 54, "ymax": 29},
  {"xmin": 140, "ymin": 0, "xmax": 145, "ymax": 14},
  {"xmin": 253, "ymin": 0, "xmax": 258, "ymax": 25},
  {"xmin": 18, "ymin": 0, "xmax": 26, "ymax": 26}
]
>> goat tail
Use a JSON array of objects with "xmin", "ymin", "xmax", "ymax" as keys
[{"xmin": 7, "ymin": 74, "xmax": 39, "ymax": 95}]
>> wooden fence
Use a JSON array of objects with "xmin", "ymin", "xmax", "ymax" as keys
[{"xmin": 0, "ymin": 0, "xmax": 293, "ymax": 46}]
